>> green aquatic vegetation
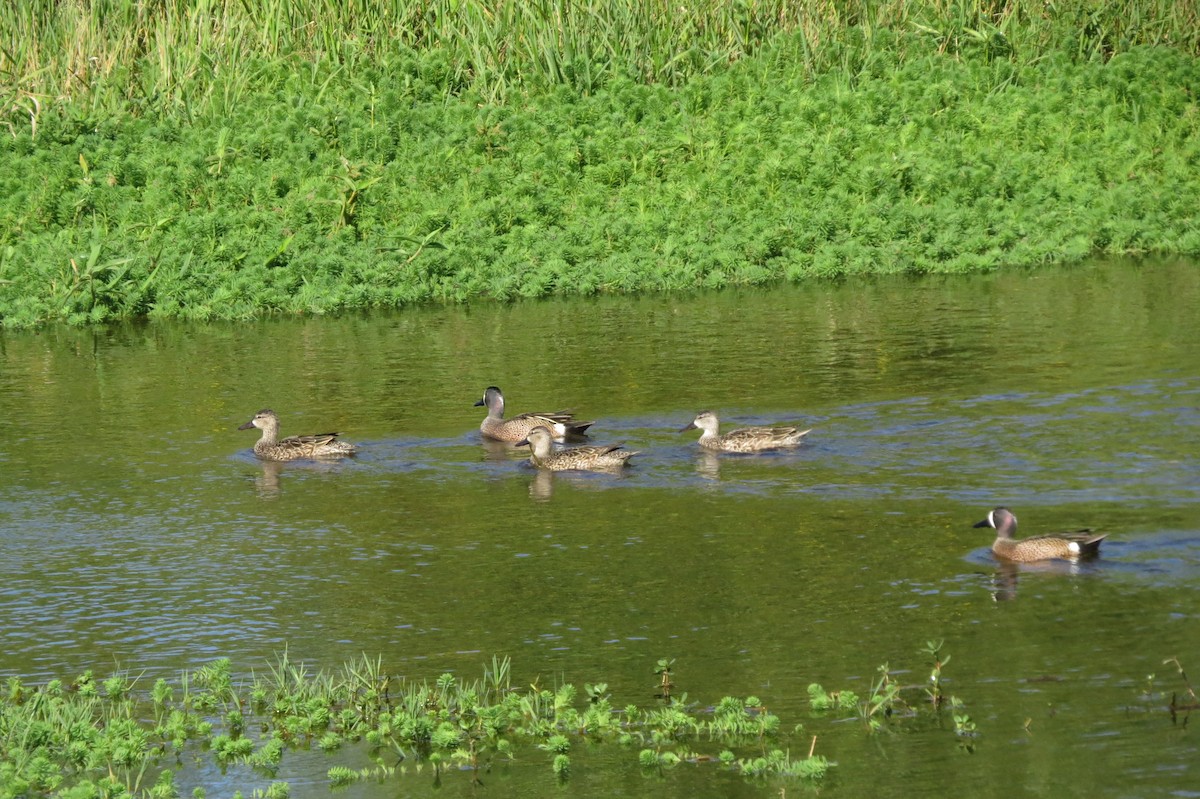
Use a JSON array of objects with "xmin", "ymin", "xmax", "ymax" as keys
[
  {"xmin": 7, "ymin": 677, "xmax": 28, "ymax": 704},
  {"xmin": 859, "ymin": 663, "xmax": 908, "ymax": 731},
  {"xmin": 810, "ymin": 644, "xmax": 978, "ymax": 749},
  {"xmin": 326, "ymin": 765, "xmax": 359, "ymax": 787},
  {"xmin": 2, "ymin": 4, "xmax": 1200, "ymax": 327},
  {"xmin": 0, "ymin": 655, "xmax": 837, "ymax": 794},
  {"xmin": 654, "ymin": 658, "xmax": 676, "ymax": 700},
  {"xmin": 1163, "ymin": 656, "xmax": 1200, "ymax": 722},
  {"xmin": 643, "ymin": 700, "xmax": 702, "ymax": 741},
  {"xmin": 725, "ymin": 749, "xmax": 831, "ymax": 780},
  {"xmin": 0, "ymin": 676, "xmax": 165, "ymax": 797},
  {"xmin": 923, "ymin": 638, "xmax": 949, "ymax": 709},
  {"xmin": 260, "ymin": 782, "xmax": 289, "ymax": 799},
  {"xmin": 246, "ymin": 738, "xmax": 284, "ymax": 772},
  {"xmin": 210, "ymin": 734, "xmax": 255, "ymax": 763},
  {"xmin": 639, "ymin": 746, "xmax": 683, "ymax": 768},
  {"xmin": 708, "ymin": 696, "xmax": 782, "ymax": 740},
  {"xmin": 806, "ymin": 683, "xmax": 860, "ymax": 712},
  {"xmin": 182, "ymin": 659, "xmax": 239, "ymax": 714},
  {"xmin": 155, "ymin": 708, "xmax": 213, "ymax": 752},
  {"xmin": 949, "ymin": 696, "xmax": 977, "ymax": 753}
]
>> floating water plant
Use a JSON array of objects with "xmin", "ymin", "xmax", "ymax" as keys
[
  {"xmin": 0, "ymin": 654, "xmax": 834, "ymax": 795},
  {"xmin": 950, "ymin": 696, "xmax": 978, "ymax": 753},
  {"xmin": 809, "ymin": 643, "xmax": 978, "ymax": 749},
  {"xmin": 806, "ymin": 683, "xmax": 860, "ymax": 712}
]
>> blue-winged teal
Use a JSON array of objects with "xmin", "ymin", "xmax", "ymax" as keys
[
  {"xmin": 514, "ymin": 425, "xmax": 636, "ymax": 471},
  {"xmin": 679, "ymin": 411, "xmax": 811, "ymax": 453},
  {"xmin": 974, "ymin": 507, "xmax": 1107, "ymax": 563},
  {"xmin": 475, "ymin": 386, "xmax": 594, "ymax": 442},
  {"xmin": 238, "ymin": 409, "xmax": 357, "ymax": 461}
]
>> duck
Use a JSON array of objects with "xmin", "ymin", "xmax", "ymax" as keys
[
  {"xmin": 238, "ymin": 409, "xmax": 357, "ymax": 461},
  {"xmin": 475, "ymin": 385, "xmax": 594, "ymax": 442},
  {"xmin": 514, "ymin": 426, "xmax": 636, "ymax": 472},
  {"xmin": 973, "ymin": 507, "xmax": 1107, "ymax": 562},
  {"xmin": 679, "ymin": 411, "xmax": 811, "ymax": 453}
]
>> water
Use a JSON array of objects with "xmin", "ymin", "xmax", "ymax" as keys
[{"xmin": 1, "ymin": 257, "xmax": 1198, "ymax": 797}]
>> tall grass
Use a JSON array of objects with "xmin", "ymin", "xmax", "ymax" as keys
[{"xmin": 3, "ymin": 0, "xmax": 1199, "ymax": 120}]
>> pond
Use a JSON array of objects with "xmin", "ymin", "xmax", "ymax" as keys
[{"xmin": 1, "ymin": 257, "xmax": 1198, "ymax": 797}]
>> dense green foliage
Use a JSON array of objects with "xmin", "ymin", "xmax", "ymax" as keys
[
  {"xmin": 0, "ymin": 655, "xmax": 834, "ymax": 796},
  {"xmin": 2, "ymin": 1, "xmax": 1199, "ymax": 327}
]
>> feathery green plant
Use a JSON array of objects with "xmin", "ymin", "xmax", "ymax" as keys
[{"xmin": 2, "ymin": 2, "xmax": 1200, "ymax": 327}]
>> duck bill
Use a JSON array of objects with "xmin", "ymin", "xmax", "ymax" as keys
[
  {"xmin": 238, "ymin": 421, "xmax": 255, "ymax": 430},
  {"xmin": 678, "ymin": 422, "xmax": 697, "ymax": 433},
  {"xmin": 972, "ymin": 519, "xmax": 991, "ymax": 528},
  {"xmin": 514, "ymin": 438, "xmax": 530, "ymax": 448},
  {"xmin": 474, "ymin": 398, "xmax": 486, "ymax": 407}
]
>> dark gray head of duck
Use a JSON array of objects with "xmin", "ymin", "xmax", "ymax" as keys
[
  {"xmin": 475, "ymin": 386, "xmax": 504, "ymax": 413},
  {"xmin": 973, "ymin": 507, "xmax": 1017, "ymax": 538}
]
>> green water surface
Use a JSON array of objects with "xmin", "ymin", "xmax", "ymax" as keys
[{"xmin": 1, "ymin": 257, "xmax": 1197, "ymax": 797}]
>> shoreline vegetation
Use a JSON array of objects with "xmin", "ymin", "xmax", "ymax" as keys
[
  {"xmin": 1, "ymin": 647, "xmax": 1182, "ymax": 796},
  {"xmin": 0, "ymin": 641, "xmax": 1032, "ymax": 796},
  {"xmin": 2, "ymin": 1, "xmax": 1199, "ymax": 329},
  {"xmin": 1, "ymin": 654, "xmax": 841, "ymax": 796}
]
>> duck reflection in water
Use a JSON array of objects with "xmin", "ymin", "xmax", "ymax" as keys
[
  {"xmin": 989, "ymin": 558, "xmax": 1102, "ymax": 602},
  {"xmin": 248, "ymin": 458, "xmax": 349, "ymax": 500},
  {"xmin": 480, "ymin": 436, "xmax": 526, "ymax": 463},
  {"xmin": 524, "ymin": 462, "xmax": 637, "ymax": 502},
  {"xmin": 695, "ymin": 450, "xmax": 723, "ymax": 480},
  {"xmin": 255, "ymin": 460, "xmax": 284, "ymax": 499},
  {"xmin": 529, "ymin": 469, "xmax": 555, "ymax": 502}
]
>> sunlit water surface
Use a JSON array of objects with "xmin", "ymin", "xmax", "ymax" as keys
[{"xmin": 1, "ymin": 257, "xmax": 1198, "ymax": 797}]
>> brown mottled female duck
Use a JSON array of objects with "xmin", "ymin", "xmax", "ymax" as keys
[
  {"xmin": 679, "ymin": 411, "xmax": 811, "ymax": 453},
  {"xmin": 514, "ymin": 426, "xmax": 636, "ymax": 472},
  {"xmin": 475, "ymin": 385, "xmax": 594, "ymax": 442},
  {"xmin": 238, "ymin": 409, "xmax": 357, "ymax": 461},
  {"xmin": 974, "ymin": 507, "xmax": 1107, "ymax": 562}
]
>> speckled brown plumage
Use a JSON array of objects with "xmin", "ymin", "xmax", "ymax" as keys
[
  {"xmin": 475, "ymin": 386, "xmax": 594, "ymax": 442},
  {"xmin": 974, "ymin": 507, "xmax": 1107, "ymax": 562},
  {"xmin": 680, "ymin": 411, "xmax": 811, "ymax": 453},
  {"xmin": 238, "ymin": 409, "xmax": 357, "ymax": 461},
  {"xmin": 515, "ymin": 426, "xmax": 636, "ymax": 471}
]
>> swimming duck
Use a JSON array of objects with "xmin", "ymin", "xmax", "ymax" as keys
[
  {"xmin": 475, "ymin": 386, "xmax": 594, "ymax": 442},
  {"xmin": 679, "ymin": 411, "xmax": 811, "ymax": 453},
  {"xmin": 514, "ymin": 426, "xmax": 636, "ymax": 472},
  {"xmin": 973, "ymin": 507, "xmax": 1107, "ymax": 562},
  {"xmin": 238, "ymin": 409, "xmax": 357, "ymax": 461}
]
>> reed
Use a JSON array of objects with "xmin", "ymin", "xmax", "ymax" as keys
[{"xmin": 3, "ymin": 0, "xmax": 1197, "ymax": 118}]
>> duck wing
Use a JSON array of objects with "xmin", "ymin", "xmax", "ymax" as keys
[
  {"xmin": 276, "ymin": 433, "xmax": 344, "ymax": 454},
  {"xmin": 726, "ymin": 425, "xmax": 810, "ymax": 442},
  {"xmin": 516, "ymin": 411, "xmax": 595, "ymax": 437}
]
